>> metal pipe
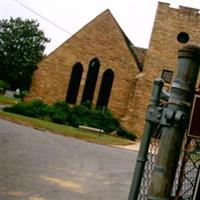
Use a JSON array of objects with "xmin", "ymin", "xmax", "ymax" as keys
[
  {"xmin": 161, "ymin": 90, "xmax": 170, "ymax": 101},
  {"xmin": 147, "ymin": 45, "xmax": 200, "ymax": 200},
  {"xmin": 128, "ymin": 78, "xmax": 164, "ymax": 200}
]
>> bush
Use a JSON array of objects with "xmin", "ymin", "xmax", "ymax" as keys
[
  {"xmin": 50, "ymin": 101, "xmax": 72, "ymax": 124},
  {"xmin": 0, "ymin": 80, "xmax": 10, "ymax": 92},
  {"xmin": 53, "ymin": 101, "xmax": 71, "ymax": 112},
  {"xmin": 70, "ymin": 105, "xmax": 120, "ymax": 134},
  {"xmin": 24, "ymin": 100, "xmax": 50, "ymax": 118},
  {"xmin": 117, "ymin": 126, "xmax": 137, "ymax": 141},
  {"xmin": 50, "ymin": 108, "xmax": 69, "ymax": 124},
  {"xmin": 70, "ymin": 104, "xmax": 91, "ymax": 126},
  {"xmin": 4, "ymin": 99, "xmax": 51, "ymax": 119},
  {"xmin": 21, "ymin": 90, "xmax": 28, "ymax": 100},
  {"xmin": 98, "ymin": 109, "xmax": 119, "ymax": 133},
  {"xmin": 81, "ymin": 100, "xmax": 92, "ymax": 109},
  {"xmin": 4, "ymin": 99, "xmax": 136, "ymax": 140},
  {"xmin": 0, "ymin": 88, "xmax": 5, "ymax": 94},
  {"xmin": 85, "ymin": 108, "xmax": 119, "ymax": 133},
  {"xmin": 4, "ymin": 102, "xmax": 26, "ymax": 114}
]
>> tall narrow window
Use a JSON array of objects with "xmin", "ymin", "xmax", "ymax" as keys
[
  {"xmin": 66, "ymin": 62, "xmax": 83, "ymax": 104},
  {"xmin": 81, "ymin": 58, "xmax": 100, "ymax": 104},
  {"xmin": 97, "ymin": 69, "xmax": 114, "ymax": 107}
]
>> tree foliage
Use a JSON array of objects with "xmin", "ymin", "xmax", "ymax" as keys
[{"xmin": 0, "ymin": 17, "xmax": 50, "ymax": 90}]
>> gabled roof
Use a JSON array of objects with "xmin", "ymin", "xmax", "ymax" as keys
[
  {"xmin": 132, "ymin": 46, "xmax": 147, "ymax": 70},
  {"xmin": 121, "ymin": 33, "xmax": 146, "ymax": 71},
  {"xmin": 48, "ymin": 9, "xmax": 146, "ymax": 71},
  {"xmin": 97, "ymin": 9, "xmax": 146, "ymax": 71}
]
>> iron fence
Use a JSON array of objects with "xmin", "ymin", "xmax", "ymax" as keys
[{"xmin": 138, "ymin": 136, "xmax": 200, "ymax": 200}]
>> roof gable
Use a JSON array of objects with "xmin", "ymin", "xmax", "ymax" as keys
[{"xmin": 47, "ymin": 9, "xmax": 143, "ymax": 71}]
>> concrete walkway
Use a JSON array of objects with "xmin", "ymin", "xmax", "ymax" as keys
[
  {"xmin": 114, "ymin": 142, "xmax": 141, "ymax": 152},
  {"xmin": 0, "ymin": 119, "xmax": 138, "ymax": 200}
]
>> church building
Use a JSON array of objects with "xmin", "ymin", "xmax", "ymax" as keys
[{"xmin": 26, "ymin": 2, "xmax": 200, "ymax": 137}]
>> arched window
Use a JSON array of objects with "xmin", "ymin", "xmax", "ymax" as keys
[
  {"xmin": 81, "ymin": 58, "xmax": 100, "ymax": 104},
  {"xmin": 66, "ymin": 62, "xmax": 83, "ymax": 104},
  {"xmin": 97, "ymin": 69, "xmax": 114, "ymax": 107}
]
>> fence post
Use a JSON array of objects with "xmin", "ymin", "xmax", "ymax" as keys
[
  {"xmin": 128, "ymin": 77, "xmax": 164, "ymax": 200},
  {"xmin": 147, "ymin": 45, "xmax": 200, "ymax": 200}
]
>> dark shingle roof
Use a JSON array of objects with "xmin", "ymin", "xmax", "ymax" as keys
[{"xmin": 121, "ymin": 32, "xmax": 147, "ymax": 71}]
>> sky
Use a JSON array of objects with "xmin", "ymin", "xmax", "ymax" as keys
[{"xmin": 1, "ymin": 0, "xmax": 200, "ymax": 54}]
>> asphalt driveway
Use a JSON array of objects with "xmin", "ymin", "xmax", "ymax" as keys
[{"xmin": 0, "ymin": 119, "xmax": 137, "ymax": 200}]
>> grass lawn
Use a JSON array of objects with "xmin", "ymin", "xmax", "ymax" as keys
[
  {"xmin": 0, "ymin": 95, "xmax": 21, "ymax": 104},
  {"xmin": 0, "ymin": 110, "xmax": 134, "ymax": 146}
]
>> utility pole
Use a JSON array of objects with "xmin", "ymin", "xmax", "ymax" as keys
[{"xmin": 147, "ymin": 45, "xmax": 200, "ymax": 199}]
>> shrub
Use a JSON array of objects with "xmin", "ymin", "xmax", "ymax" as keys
[
  {"xmin": 81, "ymin": 100, "xmax": 92, "ymax": 109},
  {"xmin": 0, "ymin": 88, "xmax": 5, "ymax": 94},
  {"xmin": 4, "ymin": 102, "xmax": 26, "ymax": 114},
  {"xmin": 24, "ymin": 100, "xmax": 50, "ymax": 118},
  {"xmin": 50, "ymin": 108, "xmax": 69, "ymax": 124},
  {"xmin": 21, "ymin": 90, "xmax": 28, "ymax": 100},
  {"xmin": 117, "ymin": 126, "xmax": 137, "ymax": 141},
  {"xmin": 53, "ymin": 101, "xmax": 71, "ymax": 112},
  {"xmin": 4, "ymin": 99, "xmax": 50, "ymax": 119},
  {"xmin": 70, "ymin": 104, "xmax": 91, "ymax": 126},
  {"xmin": 50, "ymin": 101, "xmax": 72, "ymax": 124},
  {"xmin": 0, "ymin": 80, "xmax": 10, "ymax": 92},
  {"xmin": 70, "ymin": 105, "xmax": 120, "ymax": 134},
  {"xmin": 4, "ymin": 99, "xmax": 136, "ymax": 140},
  {"xmin": 98, "ymin": 109, "xmax": 119, "ymax": 133},
  {"xmin": 85, "ymin": 108, "xmax": 119, "ymax": 133}
]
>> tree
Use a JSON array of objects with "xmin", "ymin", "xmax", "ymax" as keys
[{"xmin": 0, "ymin": 17, "xmax": 50, "ymax": 90}]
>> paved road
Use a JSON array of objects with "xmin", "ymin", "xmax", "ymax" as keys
[{"xmin": 0, "ymin": 119, "xmax": 137, "ymax": 200}]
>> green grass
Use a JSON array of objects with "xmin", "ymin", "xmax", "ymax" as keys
[
  {"xmin": 0, "ymin": 111, "xmax": 134, "ymax": 146},
  {"xmin": 0, "ymin": 95, "xmax": 21, "ymax": 104}
]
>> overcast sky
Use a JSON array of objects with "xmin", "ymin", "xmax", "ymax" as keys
[{"xmin": 1, "ymin": 0, "xmax": 200, "ymax": 54}]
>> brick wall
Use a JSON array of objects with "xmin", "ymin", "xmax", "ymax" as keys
[
  {"xmin": 27, "ymin": 3, "xmax": 200, "ymax": 137},
  {"xmin": 130, "ymin": 2, "xmax": 200, "ymax": 137},
  {"xmin": 26, "ymin": 10, "xmax": 140, "ymax": 124}
]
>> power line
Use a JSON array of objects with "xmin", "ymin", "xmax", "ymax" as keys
[
  {"xmin": 13, "ymin": 0, "xmax": 101, "ymax": 52},
  {"xmin": 12, "ymin": 0, "xmax": 138, "ymax": 67},
  {"xmin": 13, "ymin": 0, "xmax": 105, "ymax": 53},
  {"xmin": 14, "ymin": 0, "xmax": 72, "ymax": 35}
]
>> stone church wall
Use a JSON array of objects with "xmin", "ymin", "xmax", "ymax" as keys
[
  {"xmin": 27, "ymin": 10, "xmax": 140, "ymax": 124},
  {"xmin": 129, "ymin": 2, "xmax": 200, "ymax": 137},
  {"xmin": 27, "ymin": 3, "xmax": 200, "ymax": 137}
]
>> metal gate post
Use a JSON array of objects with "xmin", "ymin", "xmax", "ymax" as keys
[
  {"xmin": 147, "ymin": 45, "xmax": 200, "ymax": 200},
  {"xmin": 128, "ymin": 77, "xmax": 164, "ymax": 200}
]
